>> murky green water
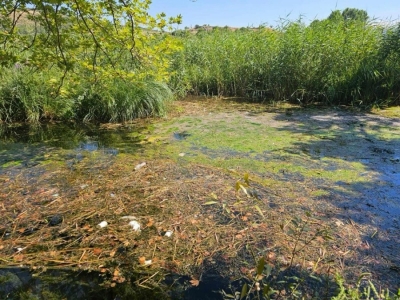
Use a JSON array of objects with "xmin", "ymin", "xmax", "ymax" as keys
[{"xmin": 1, "ymin": 102, "xmax": 400, "ymax": 299}]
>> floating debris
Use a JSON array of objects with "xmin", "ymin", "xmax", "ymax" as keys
[
  {"xmin": 164, "ymin": 230, "xmax": 173, "ymax": 237},
  {"xmin": 129, "ymin": 220, "xmax": 141, "ymax": 232},
  {"xmin": 121, "ymin": 216, "xmax": 137, "ymax": 221},
  {"xmin": 134, "ymin": 162, "xmax": 146, "ymax": 170},
  {"xmin": 97, "ymin": 221, "xmax": 108, "ymax": 228},
  {"xmin": 144, "ymin": 260, "xmax": 152, "ymax": 266}
]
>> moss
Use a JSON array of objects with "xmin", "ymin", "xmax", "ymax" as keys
[
  {"xmin": 310, "ymin": 189, "xmax": 330, "ymax": 197},
  {"xmin": 2, "ymin": 160, "xmax": 22, "ymax": 167},
  {"xmin": 372, "ymin": 106, "xmax": 400, "ymax": 118}
]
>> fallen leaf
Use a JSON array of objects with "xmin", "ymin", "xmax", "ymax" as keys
[
  {"xmin": 82, "ymin": 224, "xmax": 91, "ymax": 230},
  {"xmin": 113, "ymin": 269, "xmax": 120, "ymax": 277},
  {"xmin": 267, "ymin": 252, "xmax": 276, "ymax": 261},
  {"xmin": 203, "ymin": 201, "xmax": 218, "ymax": 205},
  {"xmin": 189, "ymin": 279, "xmax": 200, "ymax": 287},
  {"xmin": 146, "ymin": 218, "xmax": 154, "ymax": 227},
  {"xmin": 254, "ymin": 205, "xmax": 265, "ymax": 218},
  {"xmin": 139, "ymin": 256, "xmax": 146, "ymax": 265},
  {"xmin": 93, "ymin": 248, "xmax": 102, "ymax": 255},
  {"xmin": 14, "ymin": 254, "xmax": 24, "ymax": 262}
]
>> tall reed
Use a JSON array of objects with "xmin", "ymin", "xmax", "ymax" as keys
[{"xmin": 171, "ymin": 19, "xmax": 400, "ymax": 106}]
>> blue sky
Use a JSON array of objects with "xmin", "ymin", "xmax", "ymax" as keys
[{"xmin": 149, "ymin": 0, "xmax": 400, "ymax": 28}]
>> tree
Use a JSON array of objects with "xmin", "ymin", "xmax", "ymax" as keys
[
  {"xmin": 342, "ymin": 8, "xmax": 368, "ymax": 22},
  {"xmin": 327, "ymin": 8, "xmax": 369, "ymax": 23},
  {"xmin": 0, "ymin": 0, "xmax": 182, "ymax": 83}
]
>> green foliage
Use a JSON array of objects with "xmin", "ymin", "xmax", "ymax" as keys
[
  {"xmin": 2, "ymin": 4, "xmax": 400, "ymax": 122},
  {"xmin": 0, "ymin": 0, "xmax": 180, "ymax": 123},
  {"xmin": 171, "ymin": 16, "xmax": 400, "ymax": 107},
  {"xmin": 0, "ymin": 65, "xmax": 172, "ymax": 123},
  {"xmin": 281, "ymin": 212, "xmax": 333, "ymax": 267},
  {"xmin": 0, "ymin": 0, "xmax": 182, "ymax": 80},
  {"xmin": 0, "ymin": 65, "xmax": 75, "ymax": 122},
  {"xmin": 75, "ymin": 78, "xmax": 172, "ymax": 122},
  {"xmin": 332, "ymin": 273, "xmax": 400, "ymax": 300},
  {"xmin": 328, "ymin": 8, "xmax": 369, "ymax": 23}
]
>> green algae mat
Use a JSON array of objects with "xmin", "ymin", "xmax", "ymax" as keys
[{"xmin": 1, "ymin": 98, "xmax": 400, "ymax": 298}]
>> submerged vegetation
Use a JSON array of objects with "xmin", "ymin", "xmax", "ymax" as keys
[{"xmin": 1, "ymin": 99, "xmax": 400, "ymax": 299}]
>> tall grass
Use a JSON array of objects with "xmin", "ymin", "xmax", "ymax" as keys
[
  {"xmin": 75, "ymin": 78, "xmax": 173, "ymax": 123},
  {"xmin": 171, "ymin": 19, "xmax": 400, "ymax": 106},
  {"xmin": 0, "ymin": 66, "xmax": 76, "ymax": 123},
  {"xmin": 0, "ymin": 66, "xmax": 173, "ymax": 123}
]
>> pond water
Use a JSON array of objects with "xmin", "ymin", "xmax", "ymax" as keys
[
  {"xmin": 1, "ymin": 101, "xmax": 400, "ymax": 299},
  {"xmin": 0, "ymin": 123, "xmax": 226, "ymax": 299}
]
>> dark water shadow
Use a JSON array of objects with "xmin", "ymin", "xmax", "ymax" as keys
[
  {"xmin": 0, "ymin": 250, "xmax": 339, "ymax": 299},
  {"xmin": 178, "ymin": 251, "xmax": 339, "ymax": 300},
  {"xmin": 270, "ymin": 108, "xmax": 400, "ymax": 290},
  {"xmin": 0, "ymin": 123, "xmax": 148, "ymax": 179}
]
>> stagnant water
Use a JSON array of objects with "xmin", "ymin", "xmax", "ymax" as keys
[
  {"xmin": 1, "ymin": 112, "xmax": 400, "ymax": 299},
  {"xmin": 0, "ymin": 123, "xmax": 233, "ymax": 299}
]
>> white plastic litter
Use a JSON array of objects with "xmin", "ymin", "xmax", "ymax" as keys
[
  {"xmin": 98, "ymin": 221, "xmax": 108, "ymax": 228},
  {"xmin": 178, "ymin": 153, "xmax": 186, "ymax": 157},
  {"xmin": 121, "ymin": 216, "xmax": 137, "ymax": 221},
  {"xmin": 129, "ymin": 220, "xmax": 141, "ymax": 232},
  {"xmin": 134, "ymin": 162, "xmax": 146, "ymax": 170},
  {"xmin": 144, "ymin": 260, "xmax": 152, "ymax": 266},
  {"xmin": 164, "ymin": 230, "xmax": 173, "ymax": 237}
]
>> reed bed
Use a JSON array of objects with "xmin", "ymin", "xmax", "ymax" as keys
[{"xmin": 170, "ymin": 20, "xmax": 400, "ymax": 107}]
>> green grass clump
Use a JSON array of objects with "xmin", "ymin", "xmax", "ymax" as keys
[
  {"xmin": 0, "ymin": 66, "xmax": 76, "ymax": 123},
  {"xmin": 0, "ymin": 65, "xmax": 173, "ymax": 123},
  {"xmin": 75, "ymin": 78, "xmax": 173, "ymax": 123}
]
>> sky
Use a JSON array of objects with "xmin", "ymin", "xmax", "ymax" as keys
[{"xmin": 149, "ymin": 0, "xmax": 400, "ymax": 28}]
